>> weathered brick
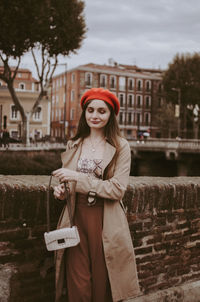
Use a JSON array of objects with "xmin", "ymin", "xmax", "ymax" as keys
[
  {"xmin": 0, "ymin": 228, "xmax": 29, "ymax": 241},
  {"xmin": 138, "ymin": 270, "xmax": 153, "ymax": 279},
  {"xmin": 154, "ymin": 242, "xmax": 170, "ymax": 251},
  {"xmin": 164, "ymin": 232, "xmax": 183, "ymax": 241},
  {"xmin": 135, "ymin": 246, "xmax": 153, "ymax": 255},
  {"xmin": 155, "ymin": 217, "xmax": 166, "ymax": 226},
  {"xmin": 129, "ymin": 222, "xmax": 143, "ymax": 231},
  {"xmin": 177, "ymin": 267, "xmax": 191, "ymax": 276},
  {"xmin": 1, "ymin": 176, "xmax": 200, "ymax": 300},
  {"xmin": 147, "ymin": 234, "xmax": 163, "ymax": 245},
  {"xmin": 140, "ymin": 276, "xmax": 157, "ymax": 288}
]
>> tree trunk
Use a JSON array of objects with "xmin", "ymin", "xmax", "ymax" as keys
[
  {"xmin": 7, "ymin": 82, "xmax": 27, "ymax": 143},
  {"xmin": 182, "ymin": 106, "xmax": 187, "ymax": 138},
  {"xmin": 193, "ymin": 121, "xmax": 199, "ymax": 139}
]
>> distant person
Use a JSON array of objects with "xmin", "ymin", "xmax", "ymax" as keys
[
  {"xmin": 29, "ymin": 133, "xmax": 33, "ymax": 144},
  {"xmin": 52, "ymin": 88, "xmax": 140, "ymax": 302},
  {"xmin": 2, "ymin": 129, "xmax": 10, "ymax": 148},
  {"xmin": 0, "ymin": 130, "xmax": 2, "ymax": 147},
  {"xmin": 143, "ymin": 131, "xmax": 150, "ymax": 141}
]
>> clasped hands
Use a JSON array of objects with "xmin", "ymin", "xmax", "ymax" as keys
[{"xmin": 52, "ymin": 168, "xmax": 79, "ymax": 200}]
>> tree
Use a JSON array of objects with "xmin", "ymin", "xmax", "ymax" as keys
[
  {"xmin": 0, "ymin": 0, "xmax": 86, "ymax": 143},
  {"xmin": 154, "ymin": 102, "xmax": 178, "ymax": 138},
  {"xmin": 162, "ymin": 53, "xmax": 200, "ymax": 138}
]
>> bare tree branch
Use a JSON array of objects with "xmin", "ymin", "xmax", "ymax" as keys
[
  {"xmin": 31, "ymin": 48, "xmax": 41, "ymax": 81},
  {"xmin": 12, "ymin": 57, "xmax": 21, "ymax": 80}
]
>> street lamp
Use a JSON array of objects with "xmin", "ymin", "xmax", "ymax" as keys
[{"xmin": 172, "ymin": 88, "xmax": 181, "ymax": 138}]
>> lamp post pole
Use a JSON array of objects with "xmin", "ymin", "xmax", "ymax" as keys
[
  {"xmin": 172, "ymin": 88, "xmax": 181, "ymax": 138},
  {"xmin": 63, "ymin": 63, "xmax": 67, "ymax": 143}
]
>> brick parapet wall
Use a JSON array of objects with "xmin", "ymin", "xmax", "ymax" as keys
[{"xmin": 0, "ymin": 176, "xmax": 200, "ymax": 301}]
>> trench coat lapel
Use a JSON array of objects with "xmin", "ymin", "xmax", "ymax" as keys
[
  {"xmin": 61, "ymin": 138, "xmax": 82, "ymax": 170},
  {"xmin": 102, "ymin": 140, "xmax": 116, "ymax": 175}
]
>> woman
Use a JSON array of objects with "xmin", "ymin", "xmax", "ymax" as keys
[{"xmin": 53, "ymin": 88, "xmax": 140, "ymax": 302}]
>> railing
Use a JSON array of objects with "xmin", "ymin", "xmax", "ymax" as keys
[
  {"xmin": 1, "ymin": 139, "xmax": 200, "ymax": 153},
  {"xmin": 0, "ymin": 142, "xmax": 66, "ymax": 151},
  {"xmin": 128, "ymin": 138, "xmax": 200, "ymax": 153}
]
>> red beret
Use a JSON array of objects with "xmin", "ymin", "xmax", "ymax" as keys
[{"xmin": 80, "ymin": 88, "xmax": 120, "ymax": 115}]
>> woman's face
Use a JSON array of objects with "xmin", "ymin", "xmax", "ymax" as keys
[{"xmin": 85, "ymin": 99, "xmax": 111, "ymax": 130}]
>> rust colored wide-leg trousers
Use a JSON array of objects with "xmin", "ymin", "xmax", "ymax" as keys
[{"xmin": 66, "ymin": 193, "xmax": 113, "ymax": 302}]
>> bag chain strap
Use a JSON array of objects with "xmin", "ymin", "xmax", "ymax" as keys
[{"xmin": 47, "ymin": 174, "xmax": 73, "ymax": 232}]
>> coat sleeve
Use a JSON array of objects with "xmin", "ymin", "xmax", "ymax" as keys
[{"xmin": 75, "ymin": 139, "xmax": 131, "ymax": 201}]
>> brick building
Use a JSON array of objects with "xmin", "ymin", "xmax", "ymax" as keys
[
  {"xmin": 51, "ymin": 63, "xmax": 164, "ymax": 140},
  {"xmin": 0, "ymin": 67, "xmax": 51, "ymax": 141}
]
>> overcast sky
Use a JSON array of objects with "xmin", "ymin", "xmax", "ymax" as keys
[{"xmin": 21, "ymin": 0, "xmax": 200, "ymax": 75}]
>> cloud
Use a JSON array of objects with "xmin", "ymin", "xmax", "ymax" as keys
[{"xmin": 20, "ymin": 0, "xmax": 200, "ymax": 75}]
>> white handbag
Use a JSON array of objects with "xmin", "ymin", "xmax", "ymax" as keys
[{"xmin": 44, "ymin": 175, "xmax": 80, "ymax": 251}]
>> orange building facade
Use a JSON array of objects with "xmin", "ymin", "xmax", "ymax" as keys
[{"xmin": 51, "ymin": 63, "xmax": 164, "ymax": 140}]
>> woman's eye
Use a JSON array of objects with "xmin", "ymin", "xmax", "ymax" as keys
[
  {"xmin": 87, "ymin": 108, "xmax": 93, "ymax": 113},
  {"xmin": 99, "ymin": 110, "xmax": 106, "ymax": 114}
]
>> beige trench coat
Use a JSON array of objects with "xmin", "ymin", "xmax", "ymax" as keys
[{"xmin": 55, "ymin": 137, "xmax": 140, "ymax": 302}]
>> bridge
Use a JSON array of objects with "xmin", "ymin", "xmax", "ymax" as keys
[
  {"xmin": 128, "ymin": 138, "xmax": 200, "ymax": 159},
  {"xmin": 0, "ymin": 142, "xmax": 66, "ymax": 152},
  {"xmin": 1, "ymin": 139, "xmax": 200, "ymax": 176},
  {"xmin": 1, "ymin": 138, "xmax": 200, "ymax": 154}
]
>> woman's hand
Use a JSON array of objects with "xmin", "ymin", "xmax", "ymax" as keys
[
  {"xmin": 52, "ymin": 168, "xmax": 79, "ymax": 183},
  {"xmin": 53, "ymin": 183, "xmax": 65, "ymax": 200}
]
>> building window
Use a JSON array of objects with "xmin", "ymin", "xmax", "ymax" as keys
[
  {"xmin": 136, "ymin": 113, "xmax": 142, "ymax": 125},
  {"xmin": 128, "ymin": 112, "xmax": 132, "ymax": 125},
  {"xmin": 119, "ymin": 112, "xmax": 123, "ymax": 124},
  {"xmin": 137, "ymin": 79, "xmax": 142, "ymax": 91},
  {"xmin": 59, "ymin": 109, "xmax": 62, "ymax": 120},
  {"xmin": 158, "ymin": 83, "xmax": 162, "ymax": 92},
  {"xmin": 11, "ymin": 105, "xmax": 19, "ymax": 120},
  {"xmin": 128, "ymin": 94, "xmax": 134, "ymax": 107},
  {"xmin": 34, "ymin": 106, "xmax": 42, "ymax": 121},
  {"xmin": 136, "ymin": 95, "xmax": 142, "ymax": 108},
  {"xmin": 71, "ymin": 73, "xmax": 75, "ymax": 83},
  {"xmin": 128, "ymin": 78, "xmax": 134, "ymax": 90},
  {"xmin": 70, "ymin": 108, "xmax": 75, "ymax": 120},
  {"xmin": 63, "ymin": 93, "xmax": 66, "ymax": 104},
  {"xmin": 11, "ymin": 130, "xmax": 18, "ymax": 139},
  {"xmin": 85, "ymin": 72, "xmax": 92, "ymax": 86},
  {"xmin": 127, "ymin": 129, "xmax": 132, "ymax": 137},
  {"xmin": 119, "ymin": 77, "xmax": 125, "ymax": 91},
  {"xmin": 71, "ymin": 90, "xmax": 75, "ymax": 102},
  {"xmin": 158, "ymin": 97, "xmax": 163, "ymax": 107},
  {"xmin": 100, "ymin": 74, "xmax": 107, "ymax": 88},
  {"xmin": 145, "ymin": 96, "xmax": 151, "ymax": 108},
  {"xmin": 110, "ymin": 76, "xmax": 116, "ymax": 89},
  {"xmin": 19, "ymin": 82, "xmax": 25, "ymax": 90},
  {"xmin": 145, "ymin": 113, "xmax": 150, "ymax": 125},
  {"xmin": 119, "ymin": 93, "xmax": 125, "ymax": 107},
  {"xmin": 146, "ymin": 80, "xmax": 151, "ymax": 91}
]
